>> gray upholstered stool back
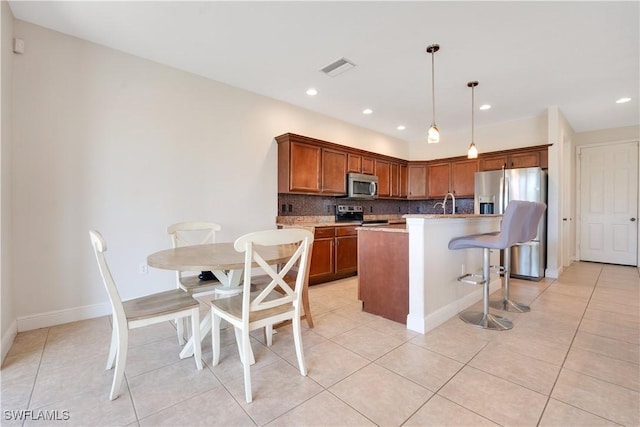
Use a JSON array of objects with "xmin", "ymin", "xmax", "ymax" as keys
[
  {"xmin": 448, "ymin": 200, "xmax": 546, "ymax": 251},
  {"xmin": 518, "ymin": 201, "xmax": 547, "ymax": 243}
]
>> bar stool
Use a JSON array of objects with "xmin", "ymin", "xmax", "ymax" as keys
[
  {"xmin": 490, "ymin": 202, "xmax": 547, "ymax": 312},
  {"xmin": 448, "ymin": 201, "xmax": 543, "ymax": 330}
]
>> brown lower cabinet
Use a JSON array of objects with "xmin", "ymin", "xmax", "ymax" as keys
[
  {"xmin": 357, "ymin": 229, "xmax": 408, "ymax": 324},
  {"xmin": 309, "ymin": 225, "xmax": 358, "ymax": 285}
]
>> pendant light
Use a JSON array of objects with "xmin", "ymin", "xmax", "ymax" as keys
[
  {"xmin": 467, "ymin": 81, "xmax": 479, "ymax": 159},
  {"xmin": 426, "ymin": 44, "xmax": 440, "ymax": 143}
]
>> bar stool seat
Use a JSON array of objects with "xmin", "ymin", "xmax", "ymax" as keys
[{"xmin": 448, "ymin": 200, "xmax": 546, "ymax": 330}]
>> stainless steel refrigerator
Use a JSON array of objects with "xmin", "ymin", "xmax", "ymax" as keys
[{"xmin": 474, "ymin": 167, "xmax": 547, "ymax": 280}]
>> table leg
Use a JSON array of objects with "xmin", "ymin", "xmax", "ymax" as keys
[{"xmin": 179, "ymin": 311, "xmax": 211, "ymax": 359}]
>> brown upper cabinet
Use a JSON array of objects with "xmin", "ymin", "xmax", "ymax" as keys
[
  {"xmin": 374, "ymin": 159, "xmax": 391, "ymax": 197},
  {"xmin": 479, "ymin": 145, "xmax": 549, "ymax": 171},
  {"xmin": 451, "ymin": 159, "xmax": 479, "ymax": 197},
  {"xmin": 280, "ymin": 140, "xmax": 322, "ymax": 193},
  {"xmin": 407, "ymin": 163, "xmax": 428, "ymax": 199},
  {"xmin": 277, "ymin": 133, "xmax": 549, "ymax": 199},
  {"xmin": 427, "ymin": 158, "xmax": 478, "ymax": 199},
  {"xmin": 399, "ymin": 164, "xmax": 408, "ymax": 198},
  {"xmin": 277, "ymin": 134, "xmax": 346, "ymax": 195},
  {"xmin": 347, "ymin": 153, "xmax": 375, "ymax": 174},
  {"xmin": 321, "ymin": 148, "xmax": 347, "ymax": 194},
  {"xmin": 377, "ymin": 160, "xmax": 408, "ymax": 199}
]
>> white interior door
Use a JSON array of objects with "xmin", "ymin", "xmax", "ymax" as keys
[{"xmin": 579, "ymin": 141, "xmax": 638, "ymax": 265}]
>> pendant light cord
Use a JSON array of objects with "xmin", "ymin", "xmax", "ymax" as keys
[
  {"xmin": 431, "ymin": 52, "xmax": 436, "ymax": 124},
  {"xmin": 471, "ymin": 84, "xmax": 475, "ymax": 143}
]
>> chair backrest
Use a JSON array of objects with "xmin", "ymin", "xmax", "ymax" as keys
[
  {"xmin": 519, "ymin": 202, "xmax": 547, "ymax": 243},
  {"xmin": 167, "ymin": 221, "xmax": 222, "ymax": 248},
  {"xmin": 497, "ymin": 200, "xmax": 546, "ymax": 248},
  {"xmin": 89, "ymin": 230, "xmax": 127, "ymax": 330},
  {"xmin": 167, "ymin": 222, "xmax": 222, "ymax": 282},
  {"xmin": 234, "ymin": 229, "xmax": 314, "ymax": 322}
]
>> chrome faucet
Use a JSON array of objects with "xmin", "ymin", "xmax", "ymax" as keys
[
  {"xmin": 444, "ymin": 192, "xmax": 456, "ymax": 214},
  {"xmin": 433, "ymin": 192, "xmax": 456, "ymax": 214}
]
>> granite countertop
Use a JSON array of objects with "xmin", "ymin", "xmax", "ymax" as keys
[
  {"xmin": 276, "ymin": 215, "xmax": 406, "ymax": 228},
  {"xmin": 404, "ymin": 214, "xmax": 502, "ymax": 219},
  {"xmin": 356, "ymin": 224, "xmax": 408, "ymax": 233}
]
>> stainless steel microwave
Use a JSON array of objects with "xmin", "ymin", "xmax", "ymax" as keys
[{"xmin": 347, "ymin": 173, "xmax": 378, "ymax": 199}]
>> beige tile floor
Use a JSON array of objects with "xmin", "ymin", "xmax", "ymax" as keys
[{"xmin": 2, "ymin": 262, "xmax": 639, "ymax": 426}]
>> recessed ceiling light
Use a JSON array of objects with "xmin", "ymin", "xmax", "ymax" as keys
[
  {"xmin": 397, "ymin": 125, "xmax": 406, "ymax": 130},
  {"xmin": 479, "ymin": 104, "xmax": 492, "ymax": 110},
  {"xmin": 306, "ymin": 88, "xmax": 318, "ymax": 96},
  {"xmin": 616, "ymin": 97, "xmax": 631, "ymax": 104},
  {"xmin": 362, "ymin": 108, "xmax": 373, "ymax": 115}
]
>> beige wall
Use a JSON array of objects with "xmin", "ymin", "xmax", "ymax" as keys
[
  {"xmin": 8, "ymin": 20, "xmax": 408, "ymax": 332},
  {"xmin": 409, "ymin": 114, "xmax": 548, "ymax": 160},
  {"xmin": 546, "ymin": 106, "xmax": 576, "ymax": 278},
  {"xmin": 1, "ymin": 1, "xmax": 15, "ymax": 359},
  {"xmin": 575, "ymin": 125, "xmax": 639, "ymax": 146}
]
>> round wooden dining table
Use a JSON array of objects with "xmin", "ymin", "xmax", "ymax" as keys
[
  {"xmin": 148, "ymin": 242, "xmax": 297, "ymax": 277},
  {"xmin": 147, "ymin": 242, "xmax": 300, "ymax": 359}
]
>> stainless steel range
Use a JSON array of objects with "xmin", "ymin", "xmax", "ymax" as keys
[{"xmin": 335, "ymin": 205, "xmax": 388, "ymax": 226}]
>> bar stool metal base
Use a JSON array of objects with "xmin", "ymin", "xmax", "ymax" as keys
[
  {"xmin": 490, "ymin": 299, "xmax": 531, "ymax": 313},
  {"xmin": 459, "ymin": 311, "xmax": 513, "ymax": 330}
]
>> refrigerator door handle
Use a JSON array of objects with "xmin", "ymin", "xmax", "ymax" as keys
[
  {"xmin": 499, "ymin": 177, "xmax": 505, "ymax": 213},
  {"xmin": 504, "ymin": 175, "xmax": 510, "ymax": 208}
]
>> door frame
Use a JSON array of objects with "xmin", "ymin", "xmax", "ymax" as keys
[{"xmin": 575, "ymin": 139, "xmax": 639, "ymax": 266}]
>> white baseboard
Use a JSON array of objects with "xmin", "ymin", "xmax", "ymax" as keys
[
  {"xmin": 545, "ymin": 267, "xmax": 560, "ymax": 279},
  {"xmin": 407, "ymin": 278, "xmax": 501, "ymax": 334},
  {"xmin": 1, "ymin": 319, "xmax": 18, "ymax": 363},
  {"xmin": 16, "ymin": 302, "xmax": 112, "ymax": 333}
]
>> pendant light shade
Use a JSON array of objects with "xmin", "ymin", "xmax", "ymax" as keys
[
  {"xmin": 467, "ymin": 81, "xmax": 479, "ymax": 159},
  {"xmin": 427, "ymin": 125, "xmax": 439, "ymax": 143},
  {"xmin": 468, "ymin": 142, "xmax": 478, "ymax": 159},
  {"xmin": 426, "ymin": 44, "xmax": 440, "ymax": 144}
]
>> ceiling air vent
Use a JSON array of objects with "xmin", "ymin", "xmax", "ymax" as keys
[{"xmin": 321, "ymin": 58, "xmax": 356, "ymax": 77}]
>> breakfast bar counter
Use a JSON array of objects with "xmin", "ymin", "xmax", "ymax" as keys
[
  {"xmin": 357, "ymin": 214, "xmax": 502, "ymax": 333},
  {"xmin": 405, "ymin": 214, "xmax": 502, "ymax": 333}
]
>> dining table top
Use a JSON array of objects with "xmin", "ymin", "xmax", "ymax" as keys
[{"xmin": 147, "ymin": 242, "xmax": 298, "ymax": 272}]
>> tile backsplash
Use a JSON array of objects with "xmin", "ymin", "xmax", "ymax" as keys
[{"xmin": 278, "ymin": 194, "xmax": 474, "ymax": 216}]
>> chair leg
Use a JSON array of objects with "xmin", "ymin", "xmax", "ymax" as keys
[
  {"xmin": 211, "ymin": 311, "xmax": 221, "ymax": 366},
  {"xmin": 109, "ymin": 327, "xmax": 128, "ymax": 400},
  {"xmin": 191, "ymin": 309, "xmax": 203, "ymax": 370},
  {"xmin": 292, "ymin": 314, "xmax": 307, "ymax": 376},
  {"xmin": 106, "ymin": 318, "xmax": 117, "ymax": 370},
  {"xmin": 241, "ymin": 329, "xmax": 253, "ymax": 403},
  {"xmin": 490, "ymin": 248, "xmax": 531, "ymax": 313},
  {"xmin": 459, "ymin": 248, "xmax": 513, "ymax": 331},
  {"xmin": 264, "ymin": 324, "xmax": 273, "ymax": 347},
  {"xmin": 301, "ymin": 286, "xmax": 314, "ymax": 328},
  {"xmin": 233, "ymin": 326, "xmax": 255, "ymax": 365}
]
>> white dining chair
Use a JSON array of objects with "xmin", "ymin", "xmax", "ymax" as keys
[
  {"xmin": 89, "ymin": 230, "xmax": 203, "ymax": 400},
  {"xmin": 167, "ymin": 221, "xmax": 222, "ymax": 344},
  {"xmin": 210, "ymin": 228, "xmax": 313, "ymax": 403}
]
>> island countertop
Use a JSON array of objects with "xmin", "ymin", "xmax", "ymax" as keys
[
  {"xmin": 404, "ymin": 213, "xmax": 502, "ymax": 219},
  {"xmin": 356, "ymin": 224, "xmax": 408, "ymax": 233}
]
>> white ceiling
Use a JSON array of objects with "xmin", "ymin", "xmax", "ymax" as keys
[{"xmin": 8, "ymin": 1, "xmax": 640, "ymax": 143}]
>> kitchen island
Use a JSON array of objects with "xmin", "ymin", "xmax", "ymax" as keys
[
  {"xmin": 357, "ymin": 224, "xmax": 409, "ymax": 323},
  {"xmin": 357, "ymin": 214, "xmax": 502, "ymax": 334}
]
